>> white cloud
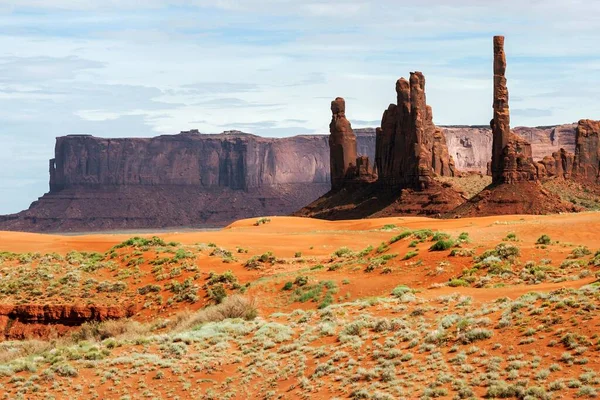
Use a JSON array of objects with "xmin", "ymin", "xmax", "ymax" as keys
[{"xmin": 1, "ymin": 1, "xmax": 600, "ymax": 213}]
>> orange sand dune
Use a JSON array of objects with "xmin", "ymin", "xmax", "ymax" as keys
[{"xmin": 2, "ymin": 212, "xmax": 600, "ymax": 257}]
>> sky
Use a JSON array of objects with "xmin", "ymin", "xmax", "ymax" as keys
[{"xmin": 1, "ymin": 0, "xmax": 600, "ymax": 214}]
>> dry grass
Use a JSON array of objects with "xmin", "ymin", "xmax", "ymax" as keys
[{"xmin": 171, "ymin": 295, "xmax": 258, "ymax": 332}]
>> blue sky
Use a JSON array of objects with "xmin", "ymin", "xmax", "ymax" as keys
[{"xmin": 1, "ymin": 0, "xmax": 600, "ymax": 214}]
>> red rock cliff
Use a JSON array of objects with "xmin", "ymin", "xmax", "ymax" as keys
[
  {"xmin": 1, "ymin": 131, "xmax": 372, "ymax": 232},
  {"xmin": 376, "ymin": 72, "xmax": 455, "ymax": 189}
]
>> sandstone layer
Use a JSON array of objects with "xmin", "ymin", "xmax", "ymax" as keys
[
  {"xmin": 0, "ymin": 132, "xmax": 372, "ymax": 232},
  {"xmin": 448, "ymin": 36, "xmax": 578, "ymax": 217},
  {"xmin": 296, "ymin": 72, "xmax": 464, "ymax": 220},
  {"xmin": 0, "ymin": 303, "xmax": 136, "ymax": 340},
  {"xmin": 376, "ymin": 72, "xmax": 456, "ymax": 189},
  {"xmin": 329, "ymin": 98, "xmax": 375, "ymax": 189}
]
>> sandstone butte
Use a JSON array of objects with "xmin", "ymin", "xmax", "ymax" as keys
[{"xmin": 296, "ymin": 71, "xmax": 465, "ymax": 220}]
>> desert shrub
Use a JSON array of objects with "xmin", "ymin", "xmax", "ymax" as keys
[
  {"xmin": 536, "ymin": 234, "xmax": 552, "ymax": 245},
  {"xmin": 495, "ymin": 243, "xmax": 520, "ymax": 258},
  {"xmin": 458, "ymin": 232, "xmax": 470, "ymax": 241},
  {"xmin": 294, "ymin": 276, "xmax": 309, "ymax": 287},
  {"xmin": 589, "ymin": 250, "xmax": 600, "ymax": 266},
  {"xmin": 112, "ymin": 236, "xmax": 172, "ymax": 250},
  {"xmin": 485, "ymin": 381, "xmax": 523, "ymax": 398},
  {"xmin": 450, "ymin": 248, "xmax": 475, "ymax": 257},
  {"xmin": 294, "ymin": 252, "xmax": 302, "ymax": 258},
  {"xmin": 72, "ymin": 319, "xmax": 149, "ymax": 342},
  {"xmin": 381, "ymin": 224, "xmax": 397, "ymax": 231},
  {"xmin": 432, "ymin": 232, "xmax": 451, "ymax": 241},
  {"xmin": 207, "ymin": 284, "xmax": 227, "ymax": 304},
  {"xmin": 568, "ymin": 246, "xmax": 592, "ymax": 259},
  {"xmin": 389, "ymin": 231, "xmax": 413, "ymax": 244},
  {"xmin": 96, "ymin": 281, "xmax": 127, "ymax": 293},
  {"xmin": 207, "ymin": 270, "xmax": 238, "ymax": 285},
  {"xmin": 254, "ymin": 217, "xmax": 271, "ymax": 226},
  {"xmin": 463, "ymin": 328, "xmax": 492, "ymax": 343},
  {"xmin": 244, "ymin": 252, "xmax": 276, "ymax": 269},
  {"xmin": 504, "ymin": 232, "xmax": 518, "ymax": 241},
  {"xmin": 376, "ymin": 242, "xmax": 389, "ymax": 253},
  {"xmin": 403, "ymin": 251, "xmax": 418, "ymax": 260},
  {"xmin": 137, "ymin": 284, "xmax": 161, "ymax": 295},
  {"xmin": 332, "ymin": 247, "xmax": 353, "ymax": 257},
  {"xmin": 166, "ymin": 278, "xmax": 199, "ymax": 303},
  {"xmin": 448, "ymin": 279, "xmax": 469, "ymax": 287},
  {"xmin": 391, "ymin": 285, "xmax": 412, "ymax": 297},
  {"xmin": 282, "ymin": 282, "xmax": 293, "ymax": 291},
  {"xmin": 413, "ymin": 229, "xmax": 434, "ymax": 240},
  {"xmin": 430, "ymin": 239, "xmax": 455, "ymax": 251},
  {"xmin": 172, "ymin": 296, "xmax": 257, "ymax": 331}
]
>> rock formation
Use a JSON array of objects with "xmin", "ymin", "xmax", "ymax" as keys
[
  {"xmin": 535, "ymin": 119, "xmax": 600, "ymax": 184},
  {"xmin": 0, "ymin": 131, "xmax": 372, "ymax": 232},
  {"xmin": 491, "ymin": 35, "xmax": 511, "ymax": 183},
  {"xmin": 490, "ymin": 36, "xmax": 539, "ymax": 184},
  {"xmin": 444, "ymin": 124, "xmax": 577, "ymax": 173},
  {"xmin": 376, "ymin": 72, "xmax": 456, "ymax": 189},
  {"xmin": 449, "ymin": 35, "xmax": 579, "ymax": 217},
  {"xmin": 329, "ymin": 97, "xmax": 374, "ymax": 189},
  {"xmin": 297, "ymin": 72, "xmax": 465, "ymax": 220},
  {"xmin": 573, "ymin": 119, "xmax": 600, "ymax": 183}
]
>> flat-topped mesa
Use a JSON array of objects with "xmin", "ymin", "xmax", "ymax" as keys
[
  {"xmin": 376, "ymin": 72, "xmax": 455, "ymax": 189},
  {"xmin": 491, "ymin": 35, "xmax": 538, "ymax": 184}
]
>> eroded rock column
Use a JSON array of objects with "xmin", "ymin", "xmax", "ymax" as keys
[
  {"xmin": 491, "ymin": 35, "xmax": 511, "ymax": 184},
  {"xmin": 329, "ymin": 97, "xmax": 358, "ymax": 190}
]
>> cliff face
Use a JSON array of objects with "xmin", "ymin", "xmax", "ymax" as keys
[
  {"xmin": 0, "ymin": 121, "xmax": 585, "ymax": 232},
  {"xmin": 444, "ymin": 125, "xmax": 577, "ymax": 173},
  {"xmin": 5, "ymin": 131, "xmax": 382, "ymax": 232},
  {"xmin": 376, "ymin": 72, "xmax": 456, "ymax": 189},
  {"xmin": 50, "ymin": 131, "xmax": 330, "ymax": 191}
]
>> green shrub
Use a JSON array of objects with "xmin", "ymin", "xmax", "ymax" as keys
[
  {"xmin": 391, "ymin": 285, "xmax": 412, "ymax": 297},
  {"xmin": 403, "ymin": 251, "xmax": 418, "ymax": 260},
  {"xmin": 432, "ymin": 232, "xmax": 451, "ymax": 241},
  {"xmin": 282, "ymin": 282, "xmax": 293, "ymax": 291},
  {"xmin": 389, "ymin": 231, "xmax": 413, "ymax": 244},
  {"xmin": 458, "ymin": 232, "xmax": 470, "ymax": 242},
  {"xmin": 137, "ymin": 284, "xmax": 161, "ymax": 295},
  {"xmin": 207, "ymin": 284, "xmax": 227, "ymax": 304},
  {"xmin": 254, "ymin": 217, "xmax": 271, "ymax": 226},
  {"xmin": 448, "ymin": 279, "xmax": 469, "ymax": 287},
  {"xmin": 568, "ymin": 246, "xmax": 592, "ymax": 259},
  {"xmin": 504, "ymin": 232, "xmax": 518, "ymax": 241},
  {"xmin": 332, "ymin": 247, "xmax": 353, "ymax": 258},
  {"xmin": 294, "ymin": 276, "xmax": 308, "ymax": 287},
  {"xmin": 430, "ymin": 239, "xmax": 455, "ymax": 251},
  {"xmin": 450, "ymin": 249, "xmax": 475, "ymax": 257},
  {"xmin": 536, "ymin": 235, "xmax": 552, "ymax": 245}
]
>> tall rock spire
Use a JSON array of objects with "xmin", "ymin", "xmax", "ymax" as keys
[
  {"xmin": 491, "ymin": 35, "xmax": 511, "ymax": 184},
  {"xmin": 329, "ymin": 97, "xmax": 358, "ymax": 190}
]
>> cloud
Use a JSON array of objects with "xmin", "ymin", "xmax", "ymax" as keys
[{"xmin": 1, "ymin": 1, "xmax": 600, "ymax": 213}]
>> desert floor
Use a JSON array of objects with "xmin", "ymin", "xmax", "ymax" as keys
[{"xmin": 0, "ymin": 213, "xmax": 599, "ymax": 399}]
